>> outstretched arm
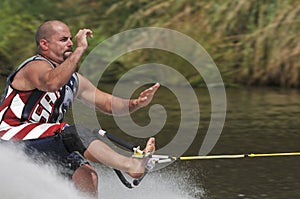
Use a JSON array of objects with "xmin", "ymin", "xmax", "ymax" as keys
[{"xmin": 76, "ymin": 73, "xmax": 160, "ymax": 115}]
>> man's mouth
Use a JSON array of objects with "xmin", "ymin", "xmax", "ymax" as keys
[{"xmin": 63, "ymin": 48, "xmax": 73, "ymax": 60}]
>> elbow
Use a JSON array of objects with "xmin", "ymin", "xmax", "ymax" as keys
[{"xmin": 42, "ymin": 79, "xmax": 64, "ymax": 92}]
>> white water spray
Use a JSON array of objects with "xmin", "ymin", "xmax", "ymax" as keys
[
  {"xmin": 0, "ymin": 143, "xmax": 204, "ymax": 199},
  {"xmin": 96, "ymin": 164, "xmax": 204, "ymax": 199},
  {"xmin": 0, "ymin": 143, "xmax": 91, "ymax": 199}
]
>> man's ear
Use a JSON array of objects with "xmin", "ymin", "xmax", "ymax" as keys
[{"xmin": 39, "ymin": 39, "xmax": 49, "ymax": 51}]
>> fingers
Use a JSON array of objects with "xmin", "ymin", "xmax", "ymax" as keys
[
  {"xmin": 140, "ymin": 83, "xmax": 160, "ymax": 98},
  {"xmin": 148, "ymin": 83, "xmax": 160, "ymax": 91},
  {"xmin": 78, "ymin": 28, "xmax": 93, "ymax": 38},
  {"xmin": 136, "ymin": 83, "xmax": 160, "ymax": 107},
  {"xmin": 75, "ymin": 28, "xmax": 93, "ymax": 49},
  {"xmin": 85, "ymin": 29, "xmax": 93, "ymax": 39}
]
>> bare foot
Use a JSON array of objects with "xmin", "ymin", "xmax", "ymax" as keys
[
  {"xmin": 128, "ymin": 137, "xmax": 155, "ymax": 178},
  {"xmin": 143, "ymin": 137, "xmax": 155, "ymax": 154}
]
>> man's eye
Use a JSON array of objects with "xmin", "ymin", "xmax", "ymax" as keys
[{"xmin": 61, "ymin": 37, "xmax": 69, "ymax": 42}]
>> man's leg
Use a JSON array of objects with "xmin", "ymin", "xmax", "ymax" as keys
[
  {"xmin": 83, "ymin": 137, "xmax": 155, "ymax": 177},
  {"xmin": 23, "ymin": 134, "xmax": 99, "ymax": 197},
  {"xmin": 62, "ymin": 125, "xmax": 155, "ymax": 179},
  {"xmin": 72, "ymin": 164, "xmax": 98, "ymax": 198},
  {"xmin": 66, "ymin": 136, "xmax": 154, "ymax": 198}
]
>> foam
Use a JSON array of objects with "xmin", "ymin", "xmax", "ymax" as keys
[{"xmin": 0, "ymin": 143, "xmax": 204, "ymax": 198}]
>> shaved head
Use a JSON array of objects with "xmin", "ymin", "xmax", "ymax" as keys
[{"xmin": 35, "ymin": 20, "xmax": 69, "ymax": 52}]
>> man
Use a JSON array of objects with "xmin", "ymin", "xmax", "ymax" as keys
[{"xmin": 0, "ymin": 20, "xmax": 159, "ymax": 197}]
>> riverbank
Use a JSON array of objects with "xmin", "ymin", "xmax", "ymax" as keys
[{"xmin": 1, "ymin": 0, "xmax": 299, "ymax": 88}]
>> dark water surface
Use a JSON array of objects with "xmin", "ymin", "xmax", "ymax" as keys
[
  {"xmin": 196, "ymin": 87, "xmax": 300, "ymax": 199},
  {"xmin": 92, "ymin": 84, "xmax": 300, "ymax": 199}
]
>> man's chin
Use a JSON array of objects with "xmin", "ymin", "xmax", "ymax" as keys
[{"xmin": 63, "ymin": 51, "xmax": 73, "ymax": 60}]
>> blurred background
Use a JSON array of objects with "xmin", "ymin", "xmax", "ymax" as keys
[{"xmin": 1, "ymin": 0, "xmax": 300, "ymax": 88}]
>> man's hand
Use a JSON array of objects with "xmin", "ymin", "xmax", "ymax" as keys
[
  {"xmin": 75, "ymin": 29, "xmax": 93, "ymax": 50},
  {"xmin": 132, "ymin": 83, "xmax": 160, "ymax": 109}
]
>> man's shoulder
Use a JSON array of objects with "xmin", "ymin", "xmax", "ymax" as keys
[
  {"xmin": 15, "ymin": 55, "xmax": 52, "ymax": 72},
  {"xmin": 24, "ymin": 57, "xmax": 54, "ymax": 72},
  {"xmin": 29, "ymin": 55, "xmax": 54, "ymax": 67}
]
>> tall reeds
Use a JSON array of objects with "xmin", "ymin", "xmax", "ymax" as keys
[
  {"xmin": 1, "ymin": 0, "xmax": 299, "ymax": 87},
  {"xmin": 163, "ymin": 0, "xmax": 300, "ymax": 87},
  {"xmin": 110, "ymin": 0, "xmax": 300, "ymax": 87}
]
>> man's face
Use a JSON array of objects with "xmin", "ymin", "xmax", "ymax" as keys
[{"xmin": 47, "ymin": 24, "xmax": 73, "ymax": 64}]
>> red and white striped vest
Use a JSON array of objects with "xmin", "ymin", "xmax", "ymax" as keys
[{"xmin": 0, "ymin": 55, "xmax": 78, "ymax": 140}]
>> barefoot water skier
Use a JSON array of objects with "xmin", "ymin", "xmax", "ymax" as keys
[{"xmin": 0, "ymin": 20, "xmax": 159, "ymax": 197}]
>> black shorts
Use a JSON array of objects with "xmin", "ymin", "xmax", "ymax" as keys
[{"xmin": 20, "ymin": 125, "xmax": 102, "ymax": 178}]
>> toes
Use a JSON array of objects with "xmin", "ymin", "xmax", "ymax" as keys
[{"xmin": 145, "ymin": 137, "xmax": 155, "ymax": 153}]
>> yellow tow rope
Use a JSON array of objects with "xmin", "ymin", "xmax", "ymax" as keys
[{"xmin": 175, "ymin": 152, "xmax": 300, "ymax": 161}]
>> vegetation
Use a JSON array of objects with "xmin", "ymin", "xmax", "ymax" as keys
[{"xmin": 0, "ymin": 0, "xmax": 299, "ymax": 87}]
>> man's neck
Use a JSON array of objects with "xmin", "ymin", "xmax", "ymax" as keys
[{"xmin": 37, "ymin": 53, "xmax": 57, "ymax": 68}]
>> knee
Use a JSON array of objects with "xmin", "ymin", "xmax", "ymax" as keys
[
  {"xmin": 88, "ymin": 165, "xmax": 99, "ymax": 184},
  {"xmin": 81, "ymin": 164, "xmax": 98, "ymax": 184},
  {"xmin": 72, "ymin": 164, "xmax": 99, "ymax": 196}
]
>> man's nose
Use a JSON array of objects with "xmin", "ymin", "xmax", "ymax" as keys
[{"xmin": 67, "ymin": 38, "xmax": 73, "ymax": 46}]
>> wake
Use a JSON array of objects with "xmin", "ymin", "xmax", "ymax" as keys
[
  {"xmin": 97, "ymin": 164, "xmax": 204, "ymax": 199},
  {"xmin": 0, "ymin": 143, "xmax": 204, "ymax": 199},
  {"xmin": 0, "ymin": 143, "xmax": 89, "ymax": 199}
]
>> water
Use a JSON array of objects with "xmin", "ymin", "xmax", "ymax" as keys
[
  {"xmin": 0, "ymin": 143, "xmax": 202, "ymax": 199},
  {"xmin": 0, "ymin": 143, "xmax": 91, "ymax": 199},
  {"xmin": 200, "ymin": 87, "xmax": 300, "ymax": 199},
  {"xmin": 95, "ymin": 163, "xmax": 204, "ymax": 199},
  {"xmin": 94, "ymin": 85, "xmax": 300, "ymax": 199},
  {"xmin": 0, "ymin": 78, "xmax": 299, "ymax": 198}
]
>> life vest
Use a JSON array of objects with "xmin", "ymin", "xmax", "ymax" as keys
[{"xmin": 0, "ymin": 55, "xmax": 78, "ymax": 140}]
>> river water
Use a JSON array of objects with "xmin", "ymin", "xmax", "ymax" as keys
[
  {"xmin": 93, "ymin": 85, "xmax": 300, "ymax": 199},
  {"xmin": 0, "ymin": 78, "xmax": 299, "ymax": 199}
]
